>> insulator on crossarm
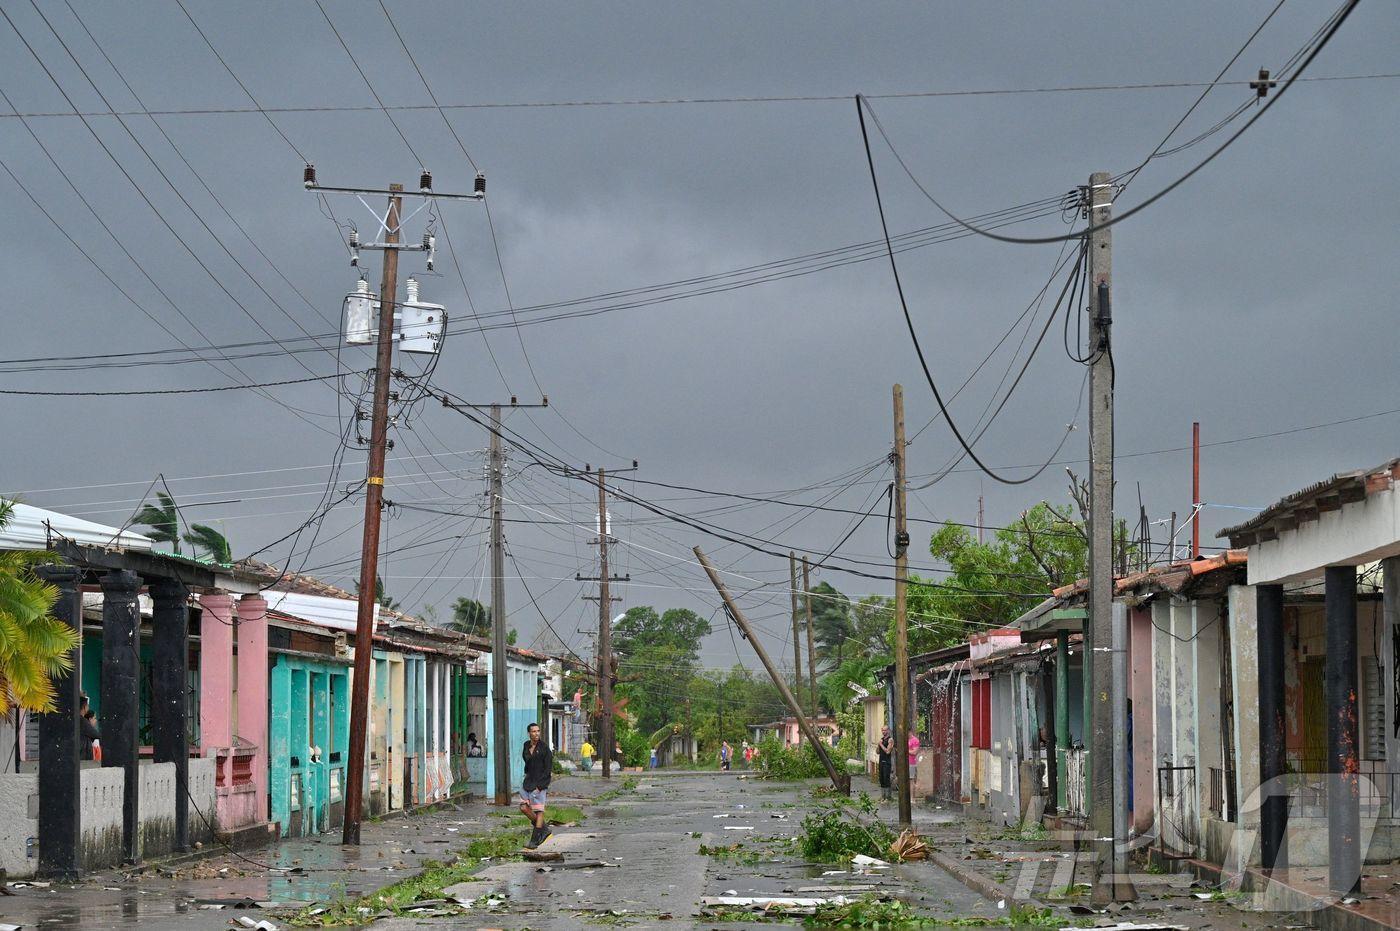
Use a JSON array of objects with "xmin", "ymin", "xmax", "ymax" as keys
[
  {"xmin": 474, "ymin": 172, "xmax": 486, "ymax": 196},
  {"xmin": 420, "ymin": 170, "xmax": 432, "ymax": 193},
  {"xmin": 303, "ymin": 163, "xmax": 316, "ymax": 188}
]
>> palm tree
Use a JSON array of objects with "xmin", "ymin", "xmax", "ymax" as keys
[
  {"xmin": 133, "ymin": 492, "xmax": 181, "ymax": 553},
  {"xmin": 450, "ymin": 596, "xmax": 490, "ymax": 638},
  {"xmin": 182, "ymin": 524, "xmax": 232, "ymax": 563},
  {"xmin": 356, "ymin": 575, "xmax": 400, "ymax": 612},
  {"xmin": 0, "ymin": 500, "xmax": 82, "ymax": 712}
]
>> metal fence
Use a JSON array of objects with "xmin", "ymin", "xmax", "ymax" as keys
[
  {"xmin": 1207, "ymin": 765, "xmax": 1235, "ymax": 821},
  {"xmin": 1156, "ymin": 765, "xmax": 1198, "ymax": 859}
]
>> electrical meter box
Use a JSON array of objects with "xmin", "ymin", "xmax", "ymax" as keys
[
  {"xmin": 397, "ymin": 277, "xmax": 445, "ymax": 354},
  {"xmin": 343, "ymin": 279, "xmax": 378, "ymax": 345}
]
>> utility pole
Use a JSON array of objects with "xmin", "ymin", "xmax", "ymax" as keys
[
  {"xmin": 977, "ymin": 495, "xmax": 985, "ymax": 545},
  {"xmin": 803, "ymin": 556, "xmax": 817, "ymax": 717},
  {"xmin": 342, "ymin": 185, "xmax": 401, "ymax": 846},
  {"xmin": 307, "ymin": 167, "xmax": 484, "ymax": 846},
  {"xmin": 1085, "ymin": 171, "xmax": 1133, "ymax": 902},
  {"xmin": 1191, "ymin": 422, "xmax": 1201, "ymax": 560},
  {"xmin": 489, "ymin": 404, "xmax": 510, "ymax": 805},
  {"xmin": 596, "ymin": 469, "xmax": 615, "ymax": 779},
  {"xmin": 695, "ymin": 547, "xmax": 849, "ymax": 795},
  {"xmin": 789, "ymin": 553, "xmax": 803, "ymax": 704},
  {"xmin": 892, "ymin": 384, "xmax": 913, "ymax": 827}
]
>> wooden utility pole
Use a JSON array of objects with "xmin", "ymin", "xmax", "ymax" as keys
[
  {"xmin": 803, "ymin": 556, "xmax": 817, "ymax": 716},
  {"xmin": 489, "ymin": 404, "xmax": 510, "ymax": 805},
  {"xmin": 695, "ymin": 547, "xmax": 849, "ymax": 795},
  {"xmin": 1085, "ymin": 172, "xmax": 1133, "ymax": 902},
  {"xmin": 596, "ymin": 468, "xmax": 614, "ymax": 779},
  {"xmin": 892, "ymin": 384, "xmax": 912, "ymax": 826},
  {"xmin": 789, "ymin": 552, "xmax": 803, "ymax": 703},
  {"xmin": 343, "ymin": 185, "xmax": 401, "ymax": 846}
]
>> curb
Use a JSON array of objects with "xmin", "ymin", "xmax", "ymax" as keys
[{"xmin": 925, "ymin": 846, "xmax": 1051, "ymax": 912}]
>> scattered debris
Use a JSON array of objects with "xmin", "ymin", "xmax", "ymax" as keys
[
  {"xmin": 889, "ymin": 828, "xmax": 928, "ymax": 861},
  {"xmin": 701, "ymin": 894, "xmax": 851, "ymax": 915},
  {"xmin": 850, "ymin": 854, "xmax": 890, "ymax": 868}
]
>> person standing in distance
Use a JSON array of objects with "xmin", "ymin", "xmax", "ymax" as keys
[
  {"xmin": 520, "ymin": 722, "xmax": 554, "ymax": 849},
  {"xmin": 877, "ymin": 726, "xmax": 894, "ymax": 801}
]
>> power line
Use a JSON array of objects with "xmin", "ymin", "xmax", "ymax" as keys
[
  {"xmin": 854, "ymin": 0, "xmax": 1361, "ymax": 246},
  {"xmin": 856, "ymin": 94, "xmax": 1079, "ymax": 485},
  {"xmin": 0, "ymin": 72, "xmax": 1393, "ymax": 119},
  {"xmin": 0, "ymin": 371, "xmax": 347, "ymax": 397}
]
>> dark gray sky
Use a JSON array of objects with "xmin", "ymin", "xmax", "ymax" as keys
[{"xmin": 2, "ymin": 1, "xmax": 1396, "ymax": 668}]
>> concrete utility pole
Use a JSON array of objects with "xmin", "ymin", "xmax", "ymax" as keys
[
  {"xmin": 343, "ymin": 185, "xmax": 401, "ymax": 846},
  {"xmin": 695, "ymin": 547, "xmax": 849, "ymax": 795},
  {"xmin": 1085, "ymin": 172, "xmax": 1133, "ymax": 902},
  {"xmin": 892, "ymin": 384, "xmax": 913, "ymax": 827},
  {"xmin": 803, "ymin": 556, "xmax": 817, "ymax": 716},
  {"xmin": 596, "ymin": 469, "xmax": 615, "ymax": 779},
  {"xmin": 789, "ymin": 552, "xmax": 803, "ymax": 702},
  {"xmin": 489, "ymin": 404, "xmax": 510, "ymax": 805}
]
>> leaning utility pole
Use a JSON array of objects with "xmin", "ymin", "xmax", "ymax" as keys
[
  {"xmin": 342, "ymin": 185, "xmax": 401, "ymax": 846},
  {"xmin": 803, "ymin": 556, "xmax": 817, "ymax": 716},
  {"xmin": 789, "ymin": 553, "xmax": 803, "ymax": 702},
  {"xmin": 695, "ymin": 547, "xmax": 849, "ymax": 795},
  {"xmin": 489, "ymin": 404, "xmax": 510, "ymax": 805},
  {"xmin": 1085, "ymin": 172, "xmax": 1133, "ymax": 902},
  {"xmin": 892, "ymin": 384, "xmax": 913, "ymax": 827}
]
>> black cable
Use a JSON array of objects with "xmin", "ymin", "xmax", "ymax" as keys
[
  {"xmin": 853, "ymin": 0, "xmax": 1361, "ymax": 246},
  {"xmin": 0, "ymin": 372, "xmax": 348, "ymax": 397},
  {"xmin": 856, "ymin": 95, "xmax": 1079, "ymax": 486}
]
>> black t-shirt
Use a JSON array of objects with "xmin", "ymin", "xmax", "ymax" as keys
[
  {"xmin": 522, "ymin": 739, "xmax": 553, "ymax": 792},
  {"xmin": 877, "ymin": 737, "xmax": 893, "ymax": 764}
]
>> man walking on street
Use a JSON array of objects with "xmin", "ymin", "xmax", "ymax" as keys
[
  {"xmin": 580, "ymin": 737, "xmax": 595, "ymax": 773},
  {"xmin": 520, "ymin": 722, "xmax": 554, "ymax": 849},
  {"xmin": 877, "ymin": 726, "xmax": 894, "ymax": 800},
  {"xmin": 720, "ymin": 740, "xmax": 732, "ymax": 772}
]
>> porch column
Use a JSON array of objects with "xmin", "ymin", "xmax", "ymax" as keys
[
  {"xmin": 149, "ymin": 577, "xmax": 190, "ymax": 852},
  {"xmin": 99, "ymin": 569, "xmax": 141, "ymax": 864},
  {"xmin": 36, "ymin": 565, "xmax": 82, "ymax": 879},
  {"xmin": 236, "ymin": 594, "xmax": 269, "ymax": 824},
  {"xmin": 1257, "ymin": 583, "xmax": 1286, "ymax": 870},
  {"xmin": 1055, "ymin": 631, "xmax": 1069, "ymax": 812},
  {"xmin": 1383, "ymin": 558, "xmax": 1400, "ymax": 819},
  {"xmin": 199, "ymin": 592, "xmax": 234, "ymax": 755},
  {"xmin": 1325, "ymin": 565, "xmax": 1360, "ymax": 895}
]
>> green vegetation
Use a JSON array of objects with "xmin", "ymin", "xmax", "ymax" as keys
[
  {"xmin": 755, "ymin": 736, "xmax": 828, "ymax": 781},
  {"xmin": 797, "ymin": 793, "xmax": 896, "ymax": 863},
  {"xmin": 449, "ymin": 596, "xmax": 489, "ymax": 638},
  {"xmin": 0, "ymin": 499, "xmax": 81, "ymax": 712},
  {"xmin": 805, "ymin": 895, "xmax": 924, "ymax": 928},
  {"xmin": 596, "ymin": 774, "xmax": 640, "ymax": 803}
]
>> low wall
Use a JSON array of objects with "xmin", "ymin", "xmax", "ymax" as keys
[{"xmin": 0, "ymin": 759, "xmax": 219, "ymax": 878}]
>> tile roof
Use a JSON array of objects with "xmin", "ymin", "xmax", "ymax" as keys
[{"xmin": 1218, "ymin": 456, "xmax": 1400, "ymax": 547}]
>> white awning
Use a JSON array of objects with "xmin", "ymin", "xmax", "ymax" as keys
[{"xmin": 0, "ymin": 502, "xmax": 153, "ymax": 552}]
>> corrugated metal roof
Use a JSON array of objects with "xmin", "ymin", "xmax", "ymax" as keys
[{"xmin": 1, "ymin": 502, "xmax": 152, "ymax": 552}]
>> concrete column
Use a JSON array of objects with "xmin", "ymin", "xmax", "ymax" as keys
[
  {"xmin": 235, "ymin": 594, "xmax": 269, "ymax": 824},
  {"xmin": 1325, "ymin": 565, "xmax": 1360, "ymax": 895},
  {"xmin": 1055, "ymin": 632, "xmax": 1069, "ymax": 812},
  {"xmin": 1129, "ymin": 607, "xmax": 1155, "ymax": 837},
  {"xmin": 269, "ymin": 657, "xmax": 291, "ymax": 835},
  {"xmin": 199, "ymin": 592, "xmax": 235, "ymax": 757},
  {"xmin": 149, "ymin": 577, "xmax": 190, "ymax": 852},
  {"xmin": 1257, "ymin": 583, "xmax": 1287, "ymax": 870},
  {"xmin": 1227, "ymin": 586, "xmax": 1260, "ymax": 863},
  {"xmin": 1383, "ymin": 558, "xmax": 1400, "ymax": 817},
  {"xmin": 36, "ymin": 565, "xmax": 82, "ymax": 880},
  {"xmin": 99, "ymin": 569, "xmax": 141, "ymax": 864}
]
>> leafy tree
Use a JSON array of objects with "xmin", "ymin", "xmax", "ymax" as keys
[
  {"xmin": 0, "ymin": 500, "xmax": 82, "ymax": 712},
  {"xmin": 818, "ymin": 654, "xmax": 888, "ymax": 715},
  {"xmin": 134, "ymin": 492, "xmax": 181, "ymax": 553},
  {"xmin": 809, "ymin": 582, "xmax": 853, "ymax": 670},
  {"xmin": 906, "ymin": 499, "xmax": 1095, "ymax": 654},
  {"xmin": 182, "ymin": 523, "xmax": 231, "ymax": 563},
  {"xmin": 507, "ymin": 627, "xmax": 518, "ymax": 646},
  {"xmin": 612, "ymin": 606, "xmax": 713, "ymax": 738},
  {"xmin": 450, "ymin": 597, "xmax": 490, "ymax": 638},
  {"xmin": 849, "ymin": 595, "xmax": 892, "ymax": 656}
]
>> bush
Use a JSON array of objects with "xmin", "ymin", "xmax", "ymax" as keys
[
  {"xmin": 754, "ymin": 736, "xmax": 827, "ymax": 781},
  {"xmin": 798, "ymin": 793, "xmax": 895, "ymax": 863}
]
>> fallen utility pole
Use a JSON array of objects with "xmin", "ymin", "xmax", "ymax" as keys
[
  {"xmin": 342, "ymin": 185, "xmax": 402, "ymax": 846},
  {"xmin": 891, "ymin": 384, "xmax": 913, "ymax": 827},
  {"xmin": 1085, "ymin": 171, "xmax": 1134, "ymax": 903},
  {"xmin": 695, "ymin": 547, "xmax": 850, "ymax": 795},
  {"xmin": 803, "ymin": 555, "xmax": 817, "ymax": 716},
  {"xmin": 789, "ymin": 552, "xmax": 803, "ymax": 705}
]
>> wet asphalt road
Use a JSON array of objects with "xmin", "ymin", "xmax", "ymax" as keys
[{"xmin": 376, "ymin": 771, "xmax": 1000, "ymax": 930}]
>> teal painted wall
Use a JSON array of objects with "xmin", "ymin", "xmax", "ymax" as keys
[
  {"xmin": 268, "ymin": 655, "xmax": 349, "ymax": 837},
  {"xmin": 485, "ymin": 657, "xmax": 542, "ymax": 798}
]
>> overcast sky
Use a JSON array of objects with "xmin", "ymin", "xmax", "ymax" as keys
[{"xmin": 1, "ymin": 1, "xmax": 1396, "ymax": 668}]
